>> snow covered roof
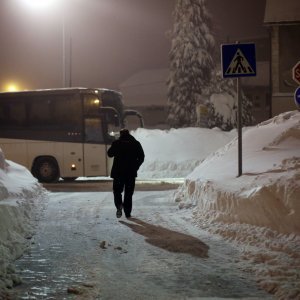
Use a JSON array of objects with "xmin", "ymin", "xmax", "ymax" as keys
[
  {"xmin": 264, "ymin": 0, "xmax": 300, "ymax": 24},
  {"xmin": 119, "ymin": 69, "xmax": 169, "ymax": 88},
  {"xmin": 119, "ymin": 68, "xmax": 169, "ymax": 106}
]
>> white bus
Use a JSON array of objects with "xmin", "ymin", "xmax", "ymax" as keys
[{"xmin": 0, "ymin": 88, "xmax": 143, "ymax": 182}]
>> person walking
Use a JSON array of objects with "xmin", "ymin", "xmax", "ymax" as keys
[{"xmin": 107, "ymin": 129, "xmax": 144, "ymax": 218}]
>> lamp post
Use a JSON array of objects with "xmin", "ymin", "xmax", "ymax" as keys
[
  {"xmin": 61, "ymin": 0, "xmax": 72, "ymax": 87},
  {"xmin": 62, "ymin": 1, "xmax": 66, "ymax": 87},
  {"xmin": 60, "ymin": 0, "xmax": 73, "ymax": 87},
  {"xmin": 20, "ymin": 0, "xmax": 70, "ymax": 88}
]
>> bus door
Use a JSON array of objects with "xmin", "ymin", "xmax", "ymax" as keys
[
  {"xmin": 83, "ymin": 117, "xmax": 107, "ymax": 177},
  {"xmin": 63, "ymin": 142, "xmax": 84, "ymax": 177}
]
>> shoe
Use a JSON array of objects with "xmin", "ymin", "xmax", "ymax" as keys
[
  {"xmin": 116, "ymin": 208, "xmax": 122, "ymax": 218},
  {"xmin": 125, "ymin": 214, "xmax": 131, "ymax": 219}
]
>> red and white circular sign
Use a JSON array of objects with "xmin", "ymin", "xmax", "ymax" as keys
[{"xmin": 292, "ymin": 61, "xmax": 300, "ymax": 85}]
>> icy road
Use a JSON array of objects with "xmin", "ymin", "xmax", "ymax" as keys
[{"xmin": 13, "ymin": 183, "xmax": 271, "ymax": 299}]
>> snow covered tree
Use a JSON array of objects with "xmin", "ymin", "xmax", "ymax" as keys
[
  {"xmin": 167, "ymin": 0, "xmax": 215, "ymax": 128},
  {"xmin": 205, "ymin": 70, "xmax": 254, "ymax": 130}
]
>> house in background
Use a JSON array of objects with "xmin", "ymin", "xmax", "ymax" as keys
[
  {"xmin": 121, "ymin": 38, "xmax": 271, "ymax": 129},
  {"xmin": 119, "ymin": 69, "xmax": 169, "ymax": 129},
  {"xmin": 120, "ymin": 0, "xmax": 300, "ymax": 129},
  {"xmin": 264, "ymin": 0, "xmax": 300, "ymax": 116}
]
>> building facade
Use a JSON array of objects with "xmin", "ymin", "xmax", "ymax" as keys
[{"xmin": 264, "ymin": 0, "xmax": 300, "ymax": 115}]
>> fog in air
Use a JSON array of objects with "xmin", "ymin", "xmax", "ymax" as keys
[{"xmin": 0, "ymin": 0, "xmax": 266, "ymax": 94}]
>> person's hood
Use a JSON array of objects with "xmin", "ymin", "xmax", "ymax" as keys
[{"xmin": 119, "ymin": 133, "xmax": 136, "ymax": 142}]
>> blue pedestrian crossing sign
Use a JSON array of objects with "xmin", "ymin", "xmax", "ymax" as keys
[{"xmin": 221, "ymin": 43, "xmax": 256, "ymax": 78}]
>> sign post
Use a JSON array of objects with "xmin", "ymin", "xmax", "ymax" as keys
[
  {"xmin": 293, "ymin": 62, "xmax": 300, "ymax": 111},
  {"xmin": 221, "ymin": 43, "xmax": 256, "ymax": 177},
  {"xmin": 294, "ymin": 87, "xmax": 300, "ymax": 110},
  {"xmin": 237, "ymin": 77, "xmax": 242, "ymax": 176}
]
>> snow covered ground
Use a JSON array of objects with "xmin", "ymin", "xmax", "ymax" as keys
[
  {"xmin": 176, "ymin": 111, "xmax": 299, "ymax": 234},
  {"xmin": 0, "ymin": 110, "xmax": 299, "ymax": 298},
  {"xmin": 0, "ymin": 158, "xmax": 46, "ymax": 298},
  {"xmin": 174, "ymin": 111, "xmax": 300, "ymax": 299},
  {"xmin": 132, "ymin": 127, "xmax": 236, "ymax": 178}
]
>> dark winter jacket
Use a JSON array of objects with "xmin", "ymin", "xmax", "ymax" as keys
[{"xmin": 107, "ymin": 133, "xmax": 144, "ymax": 178}]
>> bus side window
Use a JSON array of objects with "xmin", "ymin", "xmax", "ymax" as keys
[
  {"xmin": 0, "ymin": 103, "xmax": 8, "ymax": 126},
  {"xmin": 55, "ymin": 94, "xmax": 81, "ymax": 129},
  {"xmin": 29, "ymin": 97, "xmax": 52, "ymax": 127},
  {"xmin": 84, "ymin": 118, "xmax": 104, "ymax": 143},
  {"xmin": 0, "ymin": 97, "xmax": 27, "ymax": 129},
  {"xmin": 7, "ymin": 101, "xmax": 26, "ymax": 126}
]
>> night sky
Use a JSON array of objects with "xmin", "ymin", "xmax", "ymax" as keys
[{"xmin": 0, "ymin": 0, "xmax": 267, "ymax": 92}]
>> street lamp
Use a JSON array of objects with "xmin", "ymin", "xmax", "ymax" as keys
[
  {"xmin": 21, "ymin": 0, "xmax": 55, "ymax": 11},
  {"xmin": 3, "ymin": 82, "xmax": 21, "ymax": 92},
  {"xmin": 19, "ymin": 0, "xmax": 70, "ymax": 88}
]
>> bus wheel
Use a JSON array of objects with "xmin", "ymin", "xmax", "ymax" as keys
[
  {"xmin": 62, "ymin": 177, "xmax": 78, "ymax": 182},
  {"xmin": 33, "ymin": 157, "xmax": 59, "ymax": 183}
]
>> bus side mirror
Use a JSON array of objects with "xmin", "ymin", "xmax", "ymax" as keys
[
  {"xmin": 99, "ymin": 107, "xmax": 120, "ymax": 127},
  {"xmin": 123, "ymin": 109, "xmax": 144, "ymax": 128}
]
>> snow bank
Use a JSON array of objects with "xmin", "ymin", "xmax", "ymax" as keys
[
  {"xmin": 0, "ymin": 111, "xmax": 299, "ymax": 298},
  {"xmin": 0, "ymin": 149, "xmax": 46, "ymax": 296},
  {"xmin": 176, "ymin": 111, "xmax": 300, "ymax": 234},
  {"xmin": 132, "ymin": 127, "xmax": 236, "ymax": 179},
  {"xmin": 175, "ymin": 111, "xmax": 300, "ymax": 299}
]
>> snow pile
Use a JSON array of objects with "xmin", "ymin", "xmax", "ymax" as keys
[
  {"xmin": 0, "ymin": 111, "xmax": 299, "ymax": 298},
  {"xmin": 0, "ymin": 149, "xmax": 45, "ymax": 296},
  {"xmin": 176, "ymin": 111, "xmax": 300, "ymax": 234},
  {"xmin": 132, "ymin": 127, "xmax": 236, "ymax": 179},
  {"xmin": 174, "ymin": 111, "xmax": 300, "ymax": 299}
]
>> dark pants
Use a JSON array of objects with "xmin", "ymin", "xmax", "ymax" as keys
[{"xmin": 113, "ymin": 177, "xmax": 136, "ymax": 216}]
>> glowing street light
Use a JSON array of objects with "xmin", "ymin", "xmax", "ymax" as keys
[
  {"xmin": 1, "ymin": 80, "xmax": 28, "ymax": 92},
  {"xmin": 19, "ymin": 0, "xmax": 70, "ymax": 88},
  {"xmin": 20, "ymin": 0, "xmax": 56, "ymax": 11},
  {"xmin": 4, "ymin": 82, "xmax": 20, "ymax": 92}
]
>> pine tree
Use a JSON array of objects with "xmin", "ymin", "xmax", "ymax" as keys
[{"xmin": 167, "ymin": 0, "xmax": 215, "ymax": 128}]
